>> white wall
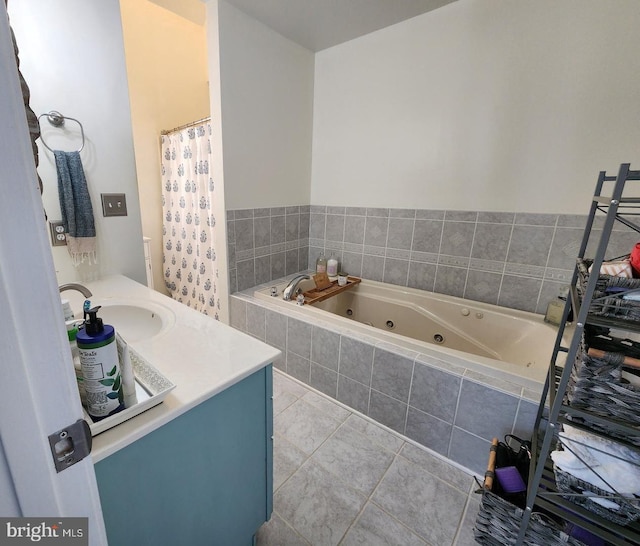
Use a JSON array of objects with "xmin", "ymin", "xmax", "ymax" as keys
[
  {"xmin": 9, "ymin": 0, "xmax": 146, "ymax": 285},
  {"xmin": 120, "ymin": 0, "xmax": 210, "ymax": 293},
  {"xmin": 217, "ymin": 0, "xmax": 315, "ymax": 210},
  {"xmin": 205, "ymin": 0, "xmax": 231, "ymax": 323},
  {"xmin": 311, "ymin": 0, "xmax": 640, "ymax": 214}
]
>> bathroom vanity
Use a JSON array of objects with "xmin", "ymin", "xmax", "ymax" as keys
[{"xmin": 79, "ymin": 276, "xmax": 279, "ymax": 546}]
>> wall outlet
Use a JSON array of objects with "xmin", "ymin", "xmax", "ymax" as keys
[
  {"xmin": 49, "ymin": 221, "xmax": 67, "ymax": 246},
  {"xmin": 101, "ymin": 193, "xmax": 128, "ymax": 217}
]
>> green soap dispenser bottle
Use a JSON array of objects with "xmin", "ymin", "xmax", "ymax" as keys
[
  {"xmin": 77, "ymin": 306, "xmax": 124, "ymax": 421},
  {"xmin": 66, "ymin": 321, "xmax": 86, "ymax": 407}
]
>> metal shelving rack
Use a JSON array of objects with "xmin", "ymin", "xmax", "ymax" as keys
[{"xmin": 515, "ymin": 163, "xmax": 640, "ymax": 545}]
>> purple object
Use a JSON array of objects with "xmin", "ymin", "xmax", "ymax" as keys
[
  {"xmin": 495, "ymin": 466, "xmax": 526, "ymax": 493},
  {"xmin": 606, "ymin": 287, "xmax": 628, "ymax": 293},
  {"xmin": 567, "ymin": 524, "xmax": 606, "ymax": 546}
]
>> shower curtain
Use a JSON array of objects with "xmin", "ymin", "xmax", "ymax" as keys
[{"xmin": 161, "ymin": 121, "xmax": 223, "ymax": 319}]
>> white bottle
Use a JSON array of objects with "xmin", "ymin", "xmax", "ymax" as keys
[
  {"xmin": 116, "ymin": 333, "xmax": 138, "ymax": 409},
  {"xmin": 61, "ymin": 298, "xmax": 74, "ymax": 321},
  {"xmin": 327, "ymin": 253, "xmax": 339, "ymax": 280}
]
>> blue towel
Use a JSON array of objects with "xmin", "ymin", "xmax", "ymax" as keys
[{"xmin": 54, "ymin": 151, "xmax": 97, "ymax": 265}]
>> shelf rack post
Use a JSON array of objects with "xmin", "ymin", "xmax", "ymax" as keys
[{"xmin": 514, "ymin": 163, "xmax": 639, "ymax": 545}]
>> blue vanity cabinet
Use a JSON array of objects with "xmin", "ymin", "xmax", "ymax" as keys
[{"xmin": 94, "ymin": 365, "xmax": 273, "ymax": 546}]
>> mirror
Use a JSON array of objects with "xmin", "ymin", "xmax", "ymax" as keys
[{"xmin": 7, "ymin": 0, "xmax": 208, "ymax": 291}]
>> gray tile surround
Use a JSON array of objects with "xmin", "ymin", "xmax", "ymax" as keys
[
  {"xmin": 405, "ymin": 407, "xmax": 453, "ymax": 456},
  {"xmin": 308, "ymin": 207, "xmax": 592, "ymax": 313},
  {"xmin": 227, "ymin": 206, "xmax": 310, "ymax": 292},
  {"xmin": 230, "ymin": 205, "xmax": 637, "ymax": 313},
  {"xmin": 259, "ymin": 369, "xmax": 478, "ymax": 546},
  {"xmin": 339, "ymin": 336, "xmax": 374, "ymax": 386},
  {"xmin": 233, "ymin": 296, "xmax": 538, "ymax": 475}
]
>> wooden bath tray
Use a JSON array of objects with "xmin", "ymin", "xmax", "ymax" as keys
[{"xmin": 303, "ymin": 276, "xmax": 361, "ymax": 305}]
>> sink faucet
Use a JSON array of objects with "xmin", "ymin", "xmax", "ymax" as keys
[
  {"xmin": 283, "ymin": 274, "xmax": 310, "ymax": 301},
  {"xmin": 58, "ymin": 283, "xmax": 93, "ymax": 298}
]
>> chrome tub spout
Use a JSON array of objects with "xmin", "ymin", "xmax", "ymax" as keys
[{"xmin": 283, "ymin": 275, "xmax": 310, "ymax": 301}]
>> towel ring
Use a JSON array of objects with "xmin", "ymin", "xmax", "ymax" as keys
[{"xmin": 38, "ymin": 110, "xmax": 85, "ymax": 153}]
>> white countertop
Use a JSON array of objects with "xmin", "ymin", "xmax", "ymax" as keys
[{"xmin": 80, "ymin": 275, "xmax": 281, "ymax": 462}]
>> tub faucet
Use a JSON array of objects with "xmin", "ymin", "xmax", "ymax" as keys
[
  {"xmin": 58, "ymin": 283, "xmax": 93, "ymax": 298},
  {"xmin": 283, "ymin": 275, "xmax": 310, "ymax": 301}
]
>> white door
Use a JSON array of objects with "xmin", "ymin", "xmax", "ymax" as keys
[{"xmin": 0, "ymin": 5, "xmax": 107, "ymax": 544}]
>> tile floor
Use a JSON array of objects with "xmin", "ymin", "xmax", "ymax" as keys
[{"xmin": 256, "ymin": 370, "xmax": 481, "ymax": 546}]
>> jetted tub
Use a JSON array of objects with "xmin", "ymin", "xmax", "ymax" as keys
[{"xmin": 254, "ymin": 277, "xmax": 562, "ymax": 387}]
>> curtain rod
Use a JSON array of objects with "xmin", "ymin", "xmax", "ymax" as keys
[{"xmin": 161, "ymin": 116, "xmax": 211, "ymax": 136}]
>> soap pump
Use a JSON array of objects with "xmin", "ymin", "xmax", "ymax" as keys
[{"xmin": 76, "ymin": 305, "xmax": 124, "ymax": 421}]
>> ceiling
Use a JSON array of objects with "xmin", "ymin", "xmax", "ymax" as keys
[
  {"xmin": 149, "ymin": 0, "xmax": 206, "ymax": 25},
  {"xmin": 150, "ymin": 0, "xmax": 457, "ymax": 52},
  {"xmin": 224, "ymin": 0, "xmax": 457, "ymax": 51}
]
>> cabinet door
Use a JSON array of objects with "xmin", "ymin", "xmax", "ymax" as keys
[{"xmin": 95, "ymin": 366, "xmax": 273, "ymax": 546}]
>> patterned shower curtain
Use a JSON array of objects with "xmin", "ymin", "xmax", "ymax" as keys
[{"xmin": 161, "ymin": 121, "xmax": 223, "ymax": 319}]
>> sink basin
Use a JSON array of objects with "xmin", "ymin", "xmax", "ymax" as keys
[{"xmin": 91, "ymin": 300, "xmax": 175, "ymax": 342}]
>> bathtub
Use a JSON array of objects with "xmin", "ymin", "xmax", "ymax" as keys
[{"xmin": 254, "ymin": 277, "xmax": 560, "ymax": 388}]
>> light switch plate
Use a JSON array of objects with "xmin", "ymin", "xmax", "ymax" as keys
[
  {"xmin": 101, "ymin": 193, "xmax": 128, "ymax": 217},
  {"xmin": 49, "ymin": 221, "xmax": 67, "ymax": 246}
]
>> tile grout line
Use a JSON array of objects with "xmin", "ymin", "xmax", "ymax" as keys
[
  {"xmin": 270, "ymin": 433, "xmax": 312, "ymax": 496},
  {"xmin": 496, "ymin": 215, "xmax": 516, "ymax": 307},
  {"xmin": 403, "ymin": 357, "xmax": 417, "ymax": 435},
  {"xmin": 275, "ymin": 398, "xmax": 346, "ymax": 470},
  {"xmin": 383, "ymin": 215, "xmax": 390, "ymax": 282},
  {"xmin": 446, "ymin": 376, "xmax": 466, "ymax": 460},
  {"xmin": 511, "ymin": 398, "xmax": 523, "ymax": 436},
  {"xmin": 450, "ymin": 489, "xmax": 476, "ymax": 546},
  {"xmin": 336, "ymin": 447, "xmax": 407, "ymax": 545},
  {"xmin": 366, "ymin": 450, "xmax": 436, "ymax": 544},
  {"xmin": 268, "ymin": 508, "xmax": 313, "ymax": 545},
  {"xmin": 306, "ymin": 320, "xmax": 313, "ymax": 384},
  {"xmin": 537, "ymin": 214, "xmax": 561, "ymax": 313},
  {"xmin": 366, "ymin": 344, "xmax": 375, "ymax": 415},
  {"xmin": 322, "ymin": 209, "xmax": 328, "ymax": 257},
  {"xmin": 275, "ymin": 400, "xmax": 374, "ymax": 543},
  {"xmin": 284, "ymin": 314, "xmax": 290, "ymax": 375},
  {"xmin": 406, "ymin": 215, "xmax": 417, "ymax": 287},
  {"xmin": 396, "ymin": 437, "xmax": 479, "ymax": 494},
  {"xmin": 462, "ymin": 214, "xmax": 479, "ymax": 299},
  {"xmin": 336, "ymin": 335, "xmax": 343, "ymax": 402},
  {"xmin": 432, "ymin": 212, "xmax": 447, "ymax": 292},
  {"xmin": 369, "ymin": 449, "xmax": 476, "ymax": 545}
]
